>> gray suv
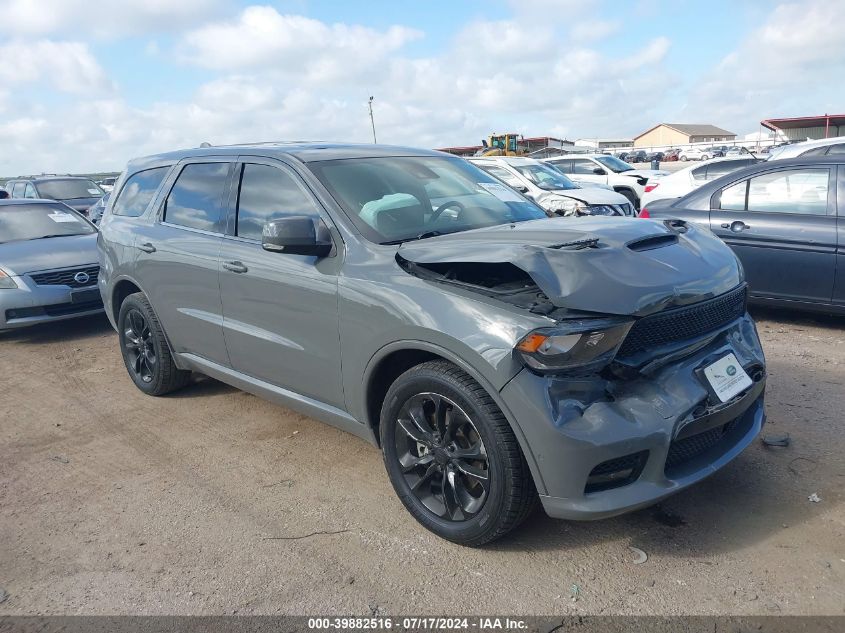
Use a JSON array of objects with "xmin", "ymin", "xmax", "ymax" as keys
[{"xmin": 98, "ymin": 143, "xmax": 767, "ymax": 545}]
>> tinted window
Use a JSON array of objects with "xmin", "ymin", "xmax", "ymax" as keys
[
  {"xmin": 24, "ymin": 183, "xmax": 37, "ymax": 198},
  {"xmin": 36, "ymin": 179, "xmax": 103, "ymax": 200},
  {"xmin": 477, "ymin": 165, "xmax": 523, "ymax": 188},
  {"xmin": 571, "ymin": 159, "xmax": 597, "ymax": 175},
  {"xmin": 548, "ymin": 159, "xmax": 572, "ymax": 173},
  {"xmin": 236, "ymin": 164, "xmax": 321, "ymax": 240},
  {"xmin": 746, "ymin": 169, "xmax": 829, "ymax": 215},
  {"xmin": 113, "ymin": 167, "xmax": 169, "ymax": 217},
  {"xmin": 164, "ymin": 163, "xmax": 229, "ymax": 232},
  {"xmin": 800, "ymin": 146, "xmax": 828, "ymax": 157},
  {"xmin": 0, "ymin": 204, "xmax": 95, "ymax": 243},
  {"xmin": 825, "ymin": 143, "xmax": 845, "ymax": 155}
]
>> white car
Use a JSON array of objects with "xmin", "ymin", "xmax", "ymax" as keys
[
  {"xmin": 767, "ymin": 135, "xmax": 845, "ymax": 160},
  {"xmin": 541, "ymin": 154, "xmax": 668, "ymax": 208},
  {"xmin": 469, "ymin": 156, "xmax": 636, "ymax": 217},
  {"xmin": 678, "ymin": 147, "xmax": 712, "ymax": 161},
  {"xmin": 639, "ymin": 156, "xmax": 762, "ymax": 208}
]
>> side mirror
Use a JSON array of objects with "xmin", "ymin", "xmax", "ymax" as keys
[
  {"xmin": 593, "ymin": 167, "xmax": 606, "ymax": 175},
  {"xmin": 510, "ymin": 183, "xmax": 529, "ymax": 193},
  {"xmin": 262, "ymin": 216, "xmax": 332, "ymax": 257}
]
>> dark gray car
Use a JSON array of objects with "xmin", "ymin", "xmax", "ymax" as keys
[
  {"xmin": 98, "ymin": 143, "xmax": 767, "ymax": 545},
  {"xmin": 4, "ymin": 176, "xmax": 105, "ymax": 215},
  {"xmin": 642, "ymin": 156, "xmax": 845, "ymax": 314}
]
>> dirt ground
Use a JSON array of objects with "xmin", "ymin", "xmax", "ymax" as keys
[{"xmin": 0, "ymin": 306, "xmax": 843, "ymax": 616}]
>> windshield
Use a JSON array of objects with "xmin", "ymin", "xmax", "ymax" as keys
[
  {"xmin": 0, "ymin": 204, "xmax": 95, "ymax": 243},
  {"xmin": 514, "ymin": 163, "xmax": 578, "ymax": 191},
  {"xmin": 595, "ymin": 155, "xmax": 634, "ymax": 173},
  {"xmin": 36, "ymin": 179, "xmax": 103, "ymax": 201},
  {"xmin": 308, "ymin": 156, "xmax": 547, "ymax": 244}
]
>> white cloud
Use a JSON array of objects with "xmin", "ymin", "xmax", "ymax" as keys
[
  {"xmin": 0, "ymin": 0, "xmax": 224, "ymax": 37},
  {"xmin": 683, "ymin": 0, "xmax": 845, "ymax": 129},
  {"xmin": 180, "ymin": 6, "xmax": 423, "ymax": 80},
  {"xmin": 0, "ymin": 40, "xmax": 113, "ymax": 94}
]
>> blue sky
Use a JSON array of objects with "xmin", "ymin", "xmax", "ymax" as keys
[{"xmin": 0, "ymin": 0, "xmax": 840, "ymax": 173}]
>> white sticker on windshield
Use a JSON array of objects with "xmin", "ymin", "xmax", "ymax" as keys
[
  {"xmin": 48, "ymin": 212, "xmax": 80, "ymax": 223},
  {"xmin": 477, "ymin": 182, "xmax": 525, "ymax": 203},
  {"xmin": 88, "ymin": 188, "xmax": 101, "ymax": 195}
]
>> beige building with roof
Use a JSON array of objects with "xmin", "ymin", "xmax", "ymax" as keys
[{"xmin": 633, "ymin": 123, "xmax": 736, "ymax": 147}]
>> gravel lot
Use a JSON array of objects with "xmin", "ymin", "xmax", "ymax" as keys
[{"xmin": 1, "ymin": 306, "xmax": 843, "ymax": 616}]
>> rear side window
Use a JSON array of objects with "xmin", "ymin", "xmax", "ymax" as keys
[
  {"xmin": 825, "ymin": 144, "xmax": 845, "ymax": 155},
  {"xmin": 706, "ymin": 159, "xmax": 755, "ymax": 181},
  {"xmin": 691, "ymin": 165, "xmax": 708, "ymax": 182},
  {"xmin": 549, "ymin": 159, "xmax": 572, "ymax": 173},
  {"xmin": 571, "ymin": 159, "xmax": 596, "ymax": 175},
  {"xmin": 800, "ymin": 146, "xmax": 828, "ymax": 157},
  {"xmin": 113, "ymin": 167, "xmax": 169, "ymax": 217},
  {"xmin": 164, "ymin": 163, "xmax": 230, "ymax": 232},
  {"xmin": 24, "ymin": 183, "xmax": 37, "ymax": 198},
  {"xmin": 11, "ymin": 183, "xmax": 25, "ymax": 197},
  {"xmin": 235, "ymin": 164, "xmax": 321, "ymax": 240}
]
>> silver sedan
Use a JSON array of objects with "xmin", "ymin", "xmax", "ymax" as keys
[{"xmin": 0, "ymin": 199, "xmax": 103, "ymax": 331}]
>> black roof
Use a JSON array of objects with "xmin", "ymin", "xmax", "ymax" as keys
[{"xmin": 127, "ymin": 142, "xmax": 447, "ymax": 172}]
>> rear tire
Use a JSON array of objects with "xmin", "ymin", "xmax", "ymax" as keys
[
  {"xmin": 380, "ymin": 360, "xmax": 536, "ymax": 546},
  {"xmin": 118, "ymin": 292, "xmax": 191, "ymax": 396}
]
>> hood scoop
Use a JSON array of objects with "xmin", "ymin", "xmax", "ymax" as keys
[{"xmin": 626, "ymin": 234, "xmax": 678, "ymax": 252}]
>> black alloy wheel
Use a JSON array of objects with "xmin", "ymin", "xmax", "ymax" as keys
[{"xmin": 394, "ymin": 392, "xmax": 489, "ymax": 521}]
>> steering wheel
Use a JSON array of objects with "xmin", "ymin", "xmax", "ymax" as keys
[{"xmin": 429, "ymin": 200, "xmax": 466, "ymax": 224}]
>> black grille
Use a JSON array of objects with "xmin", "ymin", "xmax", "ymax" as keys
[
  {"xmin": 665, "ymin": 420, "xmax": 737, "ymax": 475},
  {"xmin": 618, "ymin": 285, "xmax": 747, "ymax": 357},
  {"xmin": 43, "ymin": 299, "xmax": 103, "ymax": 317},
  {"xmin": 30, "ymin": 265, "xmax": 99, "ymax": 288},
  {"xmin": 585, "ymin": 450, "xmax": 649, "ymax": 494}
]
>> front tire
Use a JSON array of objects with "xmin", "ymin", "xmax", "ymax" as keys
[
  {"xmin": 118, "ymin": 292, "xmax": 191, "ymax": 396},
  {"xmin": 380, "ymin": 360, "xmax": 536, "ymax": 546},
  {"xmin": 617, "ymin": 188, "xmax": 639, "ymax": 209}
]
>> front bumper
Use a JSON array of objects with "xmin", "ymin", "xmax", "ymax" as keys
[
  {"xmin": 500, "ymin": 313, "xmax": 766, "ymax": 520},
  {"xmin": 0, "ymin": 273, "xmax": 104, "ymax": 331}
]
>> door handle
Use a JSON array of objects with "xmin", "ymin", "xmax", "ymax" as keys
[
  {"xmin": 720, "ymin": 221, "xmax": 751, "ymax": 232},
  {"xmin": 223, "ymin": 260, "xmax": 248, "ymax": 274},
  {"xmin": 138, "ymin": 242, "xmax": 156, "ymax": 253}
]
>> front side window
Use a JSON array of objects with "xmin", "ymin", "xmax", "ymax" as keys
[
  {"xmin": 309, "ymin": 156, "xmax": 546, "ymax": 244},
  {"xmin": 746, "ymin": 169, "xmax": 829, "ymax": 214},
  {"xmin": 477, "ymin": 164, "xmax": 524, "ymax": 189},
  {"xmin": 236, "ymin": 163, "xmax": 322, "ymax": 240},
  {"xmin": 514, "ymin": 163, "xmax": 578, "ymax": 191},
  {"xmin": 719, "ymin": 169, "xmax": 829, "ymax": 215},
  {"xmin": 163, "ymin": 163, "xmax": 230, "ymax": 232},
  {"xmin": 571, "ymin": 159, "xmax": 598, "ymax": 175},
  {"xmin": 113, "ymin": 167, "xmax": 169, "ymax": 217}
]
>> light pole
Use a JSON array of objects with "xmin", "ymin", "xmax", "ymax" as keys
[{"xmin": 368, "ymin": 96, "xmax": 377, "ymax": 144}]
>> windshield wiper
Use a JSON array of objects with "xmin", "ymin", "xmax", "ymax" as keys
[
  {"xmin": 30, "ymin": 234, "xmax": 77, "ymax": 240},
  {"xmin": 382, "ymin": 230, "xmax": 446, "ymax": 246}
]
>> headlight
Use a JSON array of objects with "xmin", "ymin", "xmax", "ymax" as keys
[
  {"xmin": 546, "ymin": 196, "xmax": 582, "ymax": 215},
  {"xmin": 0, "ymin": 268, "xmax": 18, "ymax": 289},
  {"xmin": 515, "ymin": 318, "xmax": 633, "ymax": 374},
  {"xmin": 577, "ymin": 205, "xmax": 616, "ymax": 216}
]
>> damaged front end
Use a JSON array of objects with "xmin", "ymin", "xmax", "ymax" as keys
[{"xmin": 396, "ymin": 216, "xmax": 767, "ymax": 519}]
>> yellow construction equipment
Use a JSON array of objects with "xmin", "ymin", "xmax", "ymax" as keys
[{"xmin": 478, "ymin": 133, "xmax": 527, "ymax": 156}]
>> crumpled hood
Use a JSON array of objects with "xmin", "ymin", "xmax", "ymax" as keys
[
  {"xmin": 544, "ymin": 186, "xmax": 629, "ymax": 205},
  {"xmin": 0, "ymin": 233, "xmax": 99, "ymax": 276},
  {"xmin": 621, "ymin": 169, "xmax": 670, "ymax": 181},
  {"xmin": 397, "ymin": 217, "xmax": 743, "ymax": 317}
]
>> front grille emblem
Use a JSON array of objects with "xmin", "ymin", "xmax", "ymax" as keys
[{"xmin": 73, "ymin": 271, "xmax": 90, "ymax": 285}]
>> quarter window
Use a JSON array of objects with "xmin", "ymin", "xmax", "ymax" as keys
[
  {"xmin": 24, "ymin": 183, "xmax": 37, "ymax": 198},
  {"xmin": 236, "ymin": 163, "xmax": 321, "ymax": 240},
  {"xmin": 720, "ymin": 181, "xmax": 747, "ymax": 211},
  {"xmin": 112, "ymin": 167, "xmax": 169, "ymax": 217},
  {"xmin": 825, "ymin": 143, "xmax": 845, "ymax": 155},
  {"xmin": 164, "ymin": 163, "xmax": 229, "ymax": 232}
]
